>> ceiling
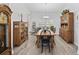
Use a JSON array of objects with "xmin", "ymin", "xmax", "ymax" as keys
[{"xmin": 25, "ymin": 3, "xmax": 65, "ymax": 13}]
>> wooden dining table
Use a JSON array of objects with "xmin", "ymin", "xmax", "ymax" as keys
[{"xmin": 35, "ymin": 29, "xmax": 56, "ymax": 48}]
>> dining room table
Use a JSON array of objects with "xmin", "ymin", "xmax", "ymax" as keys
[{"xmin": 35, "ymin": 29, "xmax": 56, "ymax": 48}]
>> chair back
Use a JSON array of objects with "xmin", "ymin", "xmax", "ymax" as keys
[{"xmin": 40, "ymin": 30, "xmax": 51, "ymax": 44}]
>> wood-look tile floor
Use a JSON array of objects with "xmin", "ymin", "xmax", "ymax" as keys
[{"xmin": 13, "ymin": 33, "xmax": 78, "ymax": 55}]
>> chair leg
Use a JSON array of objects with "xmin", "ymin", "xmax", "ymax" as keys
[
  {"xmin": 41, "ymin": 45, "xmax": 43, "ymax": 53},
  {"xmin": 48, "ymin": 44, "xmax": 50, "ymax": 52}
]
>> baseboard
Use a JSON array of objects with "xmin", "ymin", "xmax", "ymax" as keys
[{"xmin": 74, "ymin": 42, "xmax": 79, "ymax": 55}]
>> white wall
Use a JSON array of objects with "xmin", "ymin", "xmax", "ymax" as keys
[
  {"xmin": 76, "ymin": 12, "xmax": 79, "ymax": 54},
  {"xmin": 10, "ymin": 3, "xmax": 30, "ymax": 21},
  {"xmin": 29, "ymin": 12, "xmax": 60, "ymax": 34},
  {"xmin": 9, "ymin": 3, "xmax": 31, "ymax": 54}
]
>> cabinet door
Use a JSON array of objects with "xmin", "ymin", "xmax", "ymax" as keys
[
  {"xmin": 0, "ymin": 12, "xmax": 8, "ymax": 48},
  {"xmin": 0, "ymin": 25, "xmax": 6, "ymax": 48}
]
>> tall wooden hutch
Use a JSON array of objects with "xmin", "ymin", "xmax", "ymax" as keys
[
  {"xmin": 59, "ymin": 10, "xmax": 74, "ymax": 43},
  {"xmin": 13, "ymin": 21, "xmax": 28, "ymax": 46},
  {"xmin": 0, "ymin": 4, "xmax": 12, "ymax": 55}
]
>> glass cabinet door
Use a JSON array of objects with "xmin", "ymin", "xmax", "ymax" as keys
[
  {"xmin": 0, "ymin": 12, "xmax": 8, "ymax": 53},
  {"xmin": 0, "ymin": 25, "xmax": 7, "ymax": 53},
  {"xmin": 64, "ymin": 15, "xmax": 67, "ymax": 23}
]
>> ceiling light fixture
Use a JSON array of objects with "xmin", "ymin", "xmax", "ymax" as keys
[{"xmin": 43, "ymin": 16, "xmax": 49, "ymax": 19}]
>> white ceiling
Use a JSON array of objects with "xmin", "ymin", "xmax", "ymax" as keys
[{"xmin": 25, "ymin": 3, "xmax": 65, "ymax": 13}]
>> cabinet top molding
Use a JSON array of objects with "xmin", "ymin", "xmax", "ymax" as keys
[{"xmin": 0, "ymin": 4, "xmax": 12, "ymax": 15}]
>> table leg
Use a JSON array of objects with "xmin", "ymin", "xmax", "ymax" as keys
[
  {"xmin": 51, "ymin": 36, "xmax": 54, "ymax": 48},
  {"xmin": 36, "ymin": 36, "xmax": 40, "ymax": 48}
]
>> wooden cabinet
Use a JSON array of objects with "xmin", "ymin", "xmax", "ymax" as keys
[
  {"xmin": 59, "ymin": 12, "xmax": 74, "ymax": 43},
  {"xmin": 13, "ymin": 21, "xmax": 28, "ymax": 46},
  {"xmin": 0, "ymin": 4, "xmax": 12, "ymax": 55}
]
